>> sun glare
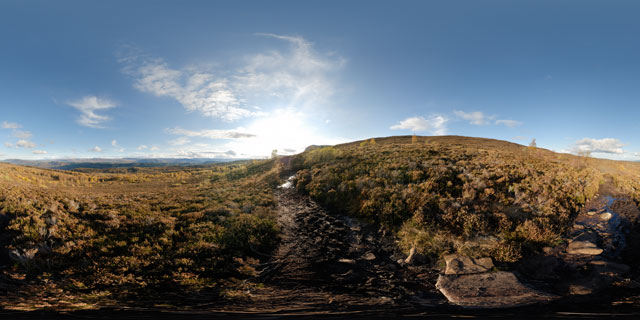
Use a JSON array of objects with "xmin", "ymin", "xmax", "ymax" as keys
[{"xmin": 226, "ymin": 109, "xmax": 341, "ymax": 158}]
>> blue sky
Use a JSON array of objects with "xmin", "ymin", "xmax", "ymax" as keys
[{"xmin": 1, "ymin": 0, "xmax": 640, "ymax": 160}]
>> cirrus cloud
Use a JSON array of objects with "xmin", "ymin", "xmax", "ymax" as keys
[
  {"xmin": 119, "ymin": 33, "xmax": 343, "ymax": 121},
  {"xmin": 67, "ymin": 96, "xmax": 117, "ymax": 128},
  {"xmin": 166, "ymin": 127, "xmax": 256, "ymax": 140}
]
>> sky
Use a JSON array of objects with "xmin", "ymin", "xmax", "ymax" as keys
[{"xmin": 1, "ymin": 0, "xmax": 640, "ymax": 160}]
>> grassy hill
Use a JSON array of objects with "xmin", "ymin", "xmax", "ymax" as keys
[{"xmin": 290, "ymin": 135, "xmax": 640, "ymax": 263}]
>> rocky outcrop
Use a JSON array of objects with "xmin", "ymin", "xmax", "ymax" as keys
[{"xmin": 436, "ymin": 254, "xmax": 557, "ymax": 308}]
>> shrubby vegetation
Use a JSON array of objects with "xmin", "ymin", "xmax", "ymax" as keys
[
  {"xmin": 290, "ymin": 136, "xmax": 635, "ymax": 264},
  {"xmin": 3, "ymin": 135, "xmax": 640, "ymax": 309},
  {"xmin": 0, "ymin": 159, "xmax": 281, "ymax": 309}
]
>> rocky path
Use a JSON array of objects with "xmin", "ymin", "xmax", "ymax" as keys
[{"xmin": 243, "ymin": 178, "xmax": 443, "ymax": 312}]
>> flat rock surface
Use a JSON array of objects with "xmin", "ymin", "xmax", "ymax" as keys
[
  {"xmin": 443, "ymin": 254, "xmax": 494, "ymax": 275},
  {"xmin": 566, "ymin": 240, "xmax": 603, "ymax": 255},
  {"xmin": 436, "ymin": 271, "xmax": 557, "ymax": 308}
]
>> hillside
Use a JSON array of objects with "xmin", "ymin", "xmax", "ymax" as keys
[
  {"xmin": 1, "ymin": 135, "xmax": 640, "ymax": 313},
  {"xmin": 292, "ymin": 136, "xmax": 640, "ymax": 262},
  {"xmin": 0, "ymin": 160, "xmax": 281, "ymax": 310}
]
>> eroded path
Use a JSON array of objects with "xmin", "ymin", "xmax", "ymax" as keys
[{"xmin": 237, "ymin": 179, "xmax": 444, "ymax": 314}]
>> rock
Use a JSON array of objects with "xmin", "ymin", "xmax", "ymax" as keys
[
  {"xmin": 444, "ymin": 254, "xmax": 494, "ymax": 275},
  {"xmin": 566, "ymin": 241, "xmax": 603, "ymax": 255},
  {"xmin": 569, "ymin": 284, "xmax": 593, "ymax": 295},
  {"xmin": 363, "ymin": 252, "xmax": 376, "ymax": 261},
  {"xmin": 587, "ymin": 211, "xmax": 597, "ymax": 216},
  {"xmin": 378, "ymin": 296, "xmax": 393, "ymax": 304},
  {"xmin": 436, "ymin": 271, "xmax": 557, "ymax": 308},
  {"xmin": 404, "ymin": 246, "xmax": 417, "ymax": 264},
  {"xmin": 568, "ymin": 276, "xmax": 610, "ymax": 296},
  {"xmin": 338, "ymin": 258, "xmax": 356, "ymax": 264},
  {"xmin": 599, "ymin": 212, "xmax": 612, "ymax": 221}
]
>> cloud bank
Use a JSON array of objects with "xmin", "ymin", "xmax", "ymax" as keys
[{"xmin": 571, "ymin": 138, "xmax": 625, "ymax": 154}]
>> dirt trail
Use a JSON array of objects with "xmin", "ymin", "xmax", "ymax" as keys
[{"xmin": 239, "ymin": 181, "xmax": 444, "ymax": 313}]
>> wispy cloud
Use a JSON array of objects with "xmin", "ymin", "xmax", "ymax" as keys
[
  {"xmin": 111, "ymin": 140, "xmax": 119, "ymax": 147},
  {"xmin": 89, "ymin": 146, "xmax": 102, "ymax": 152},
  {"xmin": 168, "ymin": 136, "xmax": 191, "ymax": 146},
  {"xmin": 495, "ymin": 119, "xmax": 523, "ymax": 127},
  {"xmin": 390, "ymin": 116, "xmax": 448, "ymax": 135},
  {"xmin": 175, "ymin": 149, "xmax": 238, "ymax": 159},
  {"xmin": 453, "ymin": 110, "xmax": 493, "ymax": 125},
  {"xmin": 137, "ymin": 145, "xmax": 148, "ymax": 151},
  {"xmin": 67, "ymin": 96, "xmax": 117, "ymax": 128},
  {"xmin": 119, "ymin": 34, "xmax": 343, "ymax": 121},
  {"xmin": 15, "ymin": 140, "xmax": 36, "ymax": 148},
  {"xmin": 1, "ymin": 121, "xmax": 21, "ymax": 129},
  {"xmin": 32, "ymin": 150, "xmax": 48, "ymax": 155},
  {"xmin": 571, "ymin": 138, "xmax": 625, "ymax": 154},
  {"xmin": 167, "ymin": 127, "xmax": 256, "ymax": 139},
  {"xmin": 454, "ymin": 110, "xmax": 522, "ymax": 128},
  {"xmin": 12, "ymin": 130, "xmax": 32, "ymax": 139}
]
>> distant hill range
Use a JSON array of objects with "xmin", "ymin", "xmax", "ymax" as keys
[{"xmin": 2, "ymin": 158, "xmax": 239, "ymax": 170}]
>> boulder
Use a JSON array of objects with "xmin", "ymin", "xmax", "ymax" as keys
[
  {"xmin": 566, "ymin": 241, "xmax": 603, "ymax": 255},
  {"xmin": 599, "ymin": 212, "xmax": 613, "ymax": 221},
  {"xmin": 436, "ymin": 271, "xmax": 557, "ymax": 308},
  {"xmin": 444, "ymin": 254, "xmax": 494, "ymax": 275}
]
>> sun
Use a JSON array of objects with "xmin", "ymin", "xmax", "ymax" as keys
[{"xmin": 225, "ymin": 109, "xmax": 342, "ymax": 158}]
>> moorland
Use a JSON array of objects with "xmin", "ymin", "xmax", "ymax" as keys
[{"xmin": 1, "ymin": 135, "xmax": 640, "ymax": 315}]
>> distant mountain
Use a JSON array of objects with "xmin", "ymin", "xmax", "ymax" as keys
[{"xmin": 2, "ymin": 158, "xmax": 241, "ymax": 170}]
